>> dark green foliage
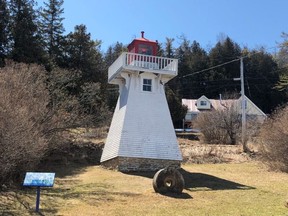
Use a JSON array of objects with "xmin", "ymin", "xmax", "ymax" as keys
[
  {"xmin": 165, "ymin": 86, "xmax": 188, "ymax": 128},
  {"xmin": 79, "ymin": 82, "xmax": 111, "ymax": 126},
  {"xmin": 244, "ymin": 49, "xmax": 285, "ymax": 113},
  {"xmin": 104, "ymin": 42, "xmax": 127, "ymax": 110},
  {"xmin": 104, "ymin": 42, "xmax": 127, "ymax": 67},
  {"xmin": 64, "ymin": 24, "xmax": 104, "ymax": 83},
  {"xmin": 172, "ymin": 35, "xmax": 284, "ymax": 114},
  {"xmin": 176, "ymin": 39, "xmax": 210, "ymax": 98},
  {"xmin": 9, "ymin": 0, "xmax": 46, "ymax": 64},
  {"xmin": 206, "ymin": 37, "xmax": 241, "ymax": 97},
  {"xmin": 0, "ymin": 0, "xmax": 10, "ymax": 67},
  {"xmin": 39, "ymin": 0, "xmax": 65, "ymax": 68}
]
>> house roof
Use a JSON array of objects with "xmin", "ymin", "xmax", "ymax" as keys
[
  {"xmin": 182, "ymin": 98, "xmax": 236, "ymax": 112},
  {"xmin": 182, "ymin": 95, "xmax": 267, "ymax": 117},
  {"xmin": 182, "ymin": 99, "xmax": 199, "ymax": 113}
]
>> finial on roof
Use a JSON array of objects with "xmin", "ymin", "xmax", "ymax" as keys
[{"xmin": 141, "ymin": 31, "xmax": 144, "ymax": 38}]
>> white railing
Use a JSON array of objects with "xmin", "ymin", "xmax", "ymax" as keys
[{"xmin": 108, "ymin": 52, "xmax": 178, "ymax": 82}]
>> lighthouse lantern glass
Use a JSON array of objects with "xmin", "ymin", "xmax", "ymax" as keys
[{"xmin": 139, "ymin": 44, "xmax": 153, "ymax": 55}]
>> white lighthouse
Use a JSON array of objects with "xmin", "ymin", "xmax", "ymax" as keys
[{"xmin": 100, "ymin": 32, "xmax": 182, "ymax": 171}]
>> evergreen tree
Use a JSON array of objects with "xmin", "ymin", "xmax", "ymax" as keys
[
  {"xmin": 207, "ymin": 37, "xmax": 242, "ymax": 98},
  {"xmin": 103, "ymin": 42, "xmax": 127, "ymax": 110},
  {"xmin": 62, "ymin": 24, "xmax": 109, "ymax": 124},
  {"xmin": 9, "ymin": 0, "xmax": 45, "ymax": 64},
  {"xmin": 169, "ymin": 36, "xmax": 191, "ymax": 95},
  {"xmin": 0, "ymin": 0, "xmax": 10, "ymax": 67},
  {"xmin": 104, "ymin": 42, "xmax": 127, "ymax": 68},
  {"xmin": 245, "ymin": 49, "xmax": 284, "ymax": 113},
  {"xmin": 180, "ymin": 40, "xmax": 209, "ymax": 98},
  {"xmin": 164, "ymin": 37, "xmax": 175, "ymax": 58},
  {"xmin": 165, "ymin": 86, "xmax": 187, "ymax": 128},
  {"xmin": 40, "ymin": 0, "xmax": 65, "ymax": 67},
  {"xmin": 174, "ymin": 37, "xmax": 209, "ymax": 99},
  {"xmin": 64, "ymin": 24, "xmax": 104, "ymax": 83}
]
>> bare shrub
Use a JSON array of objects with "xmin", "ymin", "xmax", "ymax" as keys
[
  {"xmin": 0, "ymin": 62, "xmax": 51, "ymax": 185},
  {"xmin": 195, "ymin": 103, "xmax": 241, "ymax": 144},
  {"xmin": 259, "ymin": 105, "xmax": 288, "ymax": 172},
  {"xmin": 0, "ymin": 62, "xmax": 91, "ymax": 186},
  {"xmin": 194, "ymin": 97, "xmax": 262, "ymax": 146}
]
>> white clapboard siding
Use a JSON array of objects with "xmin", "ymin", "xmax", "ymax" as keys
[{"xmin": 101, "ymin": 65, "xmax": 182, "ymax": 163}]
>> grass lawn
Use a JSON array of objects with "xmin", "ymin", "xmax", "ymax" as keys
[{"xmin": 1, "ymin": 162, "xmax": 288, "ymax": 216}]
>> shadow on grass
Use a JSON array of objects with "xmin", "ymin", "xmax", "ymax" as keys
[
  {"xmin": 179, "ymin": 169, "xmax": 255, "ymax": 191},
  {"xmin": 123, "ymin": 167, "xmax": 255, "ymax": 198},
  {"xmin": 159, "ymin": 191, "xmax": 193, "ymax": 199},
  {"xmin": 39, "ymin": 161, "xmax": 92, "ymax": 179}
]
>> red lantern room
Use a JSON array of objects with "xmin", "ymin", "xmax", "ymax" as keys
[{"xmin": 127, "ymin": 31, "xmax": 158, "ymax": 56}]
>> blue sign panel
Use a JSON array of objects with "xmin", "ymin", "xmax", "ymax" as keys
[{"xmin": 23, "ymin": 172, "xmax": 55, "ymax": 187}]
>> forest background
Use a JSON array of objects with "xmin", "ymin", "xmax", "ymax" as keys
[{"xmin": 1, "ymin": 0, "xmax": 288, "ymax": 185}]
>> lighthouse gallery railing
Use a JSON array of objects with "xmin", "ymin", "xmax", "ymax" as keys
[{"xmin": 108, "ymin": 52, "xmax": 178, "ymax": 82}]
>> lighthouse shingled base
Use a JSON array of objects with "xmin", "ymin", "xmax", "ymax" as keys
[{"xmin": 102, "ymin": 157, "xmax": 181, "ymax": 172}]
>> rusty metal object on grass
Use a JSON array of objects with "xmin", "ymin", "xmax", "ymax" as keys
[{"xmin": 153, "ymin": 167, "xmax": 185, "ymax": 194}]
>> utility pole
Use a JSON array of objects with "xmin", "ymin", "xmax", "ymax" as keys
[
  {"xmin": 234, "ymin": 57, "xmax": 247, "ymax": 150},
  {"xmin": 240, "ymin": 57, "xmax": 246, "ymax": 148}
]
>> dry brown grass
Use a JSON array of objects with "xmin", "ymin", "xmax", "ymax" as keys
[
  {"xmin": 179, "ymin": 138, "xmax": 250, "ymax": 164},
  {"xmin": 1, "ymin": 162, "xmax": 288, "ymax": 216}
]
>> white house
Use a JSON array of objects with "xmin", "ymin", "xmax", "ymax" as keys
[{"xmin": 182, "ymin": 95, "xmax": 267, "ymax": 128}]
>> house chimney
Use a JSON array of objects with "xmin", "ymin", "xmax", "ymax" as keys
[{"xmin": 141, "ymin": 31, "xmax": 144, "ymax": 38}]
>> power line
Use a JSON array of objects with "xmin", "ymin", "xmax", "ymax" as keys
[
  {"xmin": 181, "ymin": 58, "xmax": 240, "ymax": 78},
  {"xmin": 180, "ymin": 45, "xmax": 283, "ymax": 79}
]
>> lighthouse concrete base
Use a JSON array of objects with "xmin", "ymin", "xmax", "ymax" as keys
[{"xmin": 101, "ymin": 157, "xmax": 181, "ymax": 172}]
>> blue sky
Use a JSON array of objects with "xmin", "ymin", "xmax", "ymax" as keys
[{"xmin": 38, "ymin": 0, "xmax": 288, "ymax": 52}]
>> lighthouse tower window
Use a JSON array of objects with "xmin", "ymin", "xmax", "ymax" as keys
[
  {"xmin": 139, "ymin": 44, "xmax": 153, "ymax": 55},
  {"xmin": 143, "ymin": 79, "xmax": 152, "ymax": 92}
]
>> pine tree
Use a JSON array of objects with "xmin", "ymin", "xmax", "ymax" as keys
[
  {"xmin": 0, "ymin": 0, "xmax": 10, "ymax": 66},
  {"xmin": 104, "ymin": 42, "xmax": 126, "ymax": 67},
  {"xmin": 64, "ymin": 24, "xmax": 104, "ymax": 83},
  {"xmin": 40, "ymin": 0, "xmax": 65, "ymax": 67},
  {"xmin": 104, "ymin": 42, "xmax": 127, "ymax": 109},
  {"xmin": 9, "ymin": 0, "xmax": 45, "ymax": 64},
  {"xmin": 245, "ymin": 49, "xmax": 285, "ymax": 112},
  {"xmin": 174, "ymin": 37, "xmax": 209, "ymax": 99},
  {"xmin": 164, "ymin": 37, "xmax": 174, "ymax": 58}
]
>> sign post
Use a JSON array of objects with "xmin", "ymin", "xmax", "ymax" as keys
[{"xmin": 23, "ymin": 172, "xmax": 55, "ymax": 212}]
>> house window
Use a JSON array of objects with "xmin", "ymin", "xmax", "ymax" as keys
[
  {"xmin": 200, "ymin": 101, "xmax": 207, "ymax": 106},
  {"xmin": 143, "ymin": 79, "xmax": 152, "ymax": 92}
]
